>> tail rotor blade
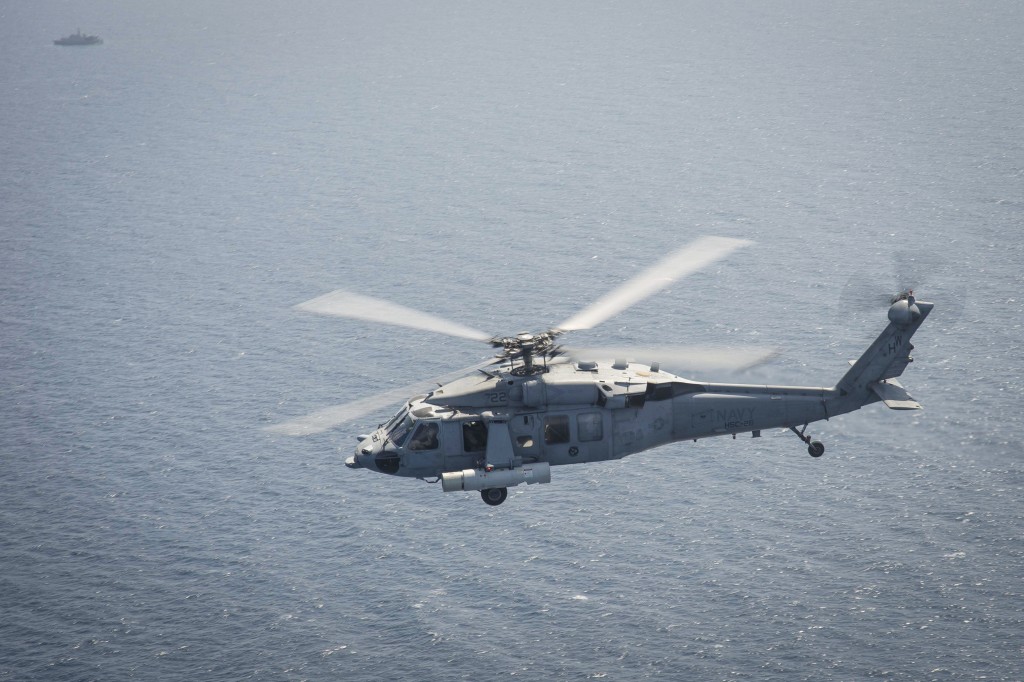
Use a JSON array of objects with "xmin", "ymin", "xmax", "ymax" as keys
[
  {"xmin": 557, "ymin": 236, "xmax": 752, "ymax": 332},
  {"xmin": 837, "ymin": 249, "xmax": 965, "ymax": 326}
]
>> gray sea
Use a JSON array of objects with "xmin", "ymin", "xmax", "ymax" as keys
[{"xmin": 2, "ymin": 1, "xmax": 1022, "ymax": 680}]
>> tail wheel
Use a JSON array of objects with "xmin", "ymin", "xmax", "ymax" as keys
[
  {"xmin": 481, "ymin": 487, "xmax": 508, "ymax": 506},
  {"xmin": 808, "ymin": 440, "xmax": 825, "ymax": 458}
]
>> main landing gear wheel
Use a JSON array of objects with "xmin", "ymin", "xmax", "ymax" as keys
[
  {"xmin": 481, "ymin": 487, "xmax": 508, "ymax": 506},
  {"xmin": 790, "ymin": 426, "xmax": 825, "ymax": 458}
]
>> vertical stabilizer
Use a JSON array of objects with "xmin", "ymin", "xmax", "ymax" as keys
[{"xmin": 835, "ymin": 295, "xmax": 933, "ymax": 405}]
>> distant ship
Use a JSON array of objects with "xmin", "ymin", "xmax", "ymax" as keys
[{"xmin": 54, "ymin": 30, "xmax": 102, "ymax": 46}]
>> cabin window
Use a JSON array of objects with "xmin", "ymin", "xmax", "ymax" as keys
[
  {"xmin": 462, "ymin": 421, "xmax": 487, "ymax": 453},
  {"xmin": 577, "ymin": 413, "xmax": 603, "ymax": 442},
  {"xmin": 543, "ymin": 415, "xmax": 570, "ymax": 444},
  {"xmin": 407, "ymin": 422, "xmax": 439, "ymax": 451}
]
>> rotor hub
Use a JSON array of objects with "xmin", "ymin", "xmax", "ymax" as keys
[{"xmin": 491, "ymin": 330, "xmax": 562, "ymax": 374}]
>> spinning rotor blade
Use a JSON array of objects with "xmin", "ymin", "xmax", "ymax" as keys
[
  {"xmin": 837, "ymin": 249, "xmax": 965, "ymax": 325},
  {"xmin": 565, "ymin": 345, "xmax": 778, "ymax": 372},
  {"xmin": 264, "ymin": 386, "xmax": 426, "ymax": 436},
  {"xmin": 265, "ymin": 357, "xmax": 500, "ymax": 436},
  {"xmin": 557, "ymin": 236, "xmax": 752, "ymax": 332},
  {"xmin": 296, "ymin": 290, "xmax": 492, "ymax": 342}
]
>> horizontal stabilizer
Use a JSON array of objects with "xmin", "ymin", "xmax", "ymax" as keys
[{"xmin": 869, "ymin": 379, "xmax": 922, "ymax": 410}]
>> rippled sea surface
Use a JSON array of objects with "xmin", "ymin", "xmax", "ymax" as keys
[{"xmin": 2, "ymin": 2, "xmax": 1022, "ymax": 680}]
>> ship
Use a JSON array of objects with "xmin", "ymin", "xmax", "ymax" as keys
[{"xmin": 54, "ymin": 30, "xmax": 102, "ymax": 46}]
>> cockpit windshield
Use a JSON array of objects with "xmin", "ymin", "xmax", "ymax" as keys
[
  {"xmin": 383, "ymin": 406, "xmax": 409, "ymax": 432},
  {"xmin": 386, "ymin": 414, "xmax": 415, "ymax": 448}
]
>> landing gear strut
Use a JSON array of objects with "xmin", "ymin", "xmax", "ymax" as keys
[
  {"xmin": 481, "ymin": 487, "xmax": 508, "ymax": 506},
  {"xmin": 790, "ymin": 425, "xmax": 825, "ymax": 458}
]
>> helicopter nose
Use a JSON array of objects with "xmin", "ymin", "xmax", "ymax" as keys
[
  {"xmin": 348, "ymin": 439, "xmax": 371, "ymax": 469},
  {"xmin": 348, "ymin": 440, "xmax": 373, "ymax": 469},
  {"xmin": 350, "ymin": 437, "xmax": 400, "ymax": 474}
]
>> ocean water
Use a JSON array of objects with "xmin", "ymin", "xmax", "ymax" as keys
[{"xmin": 2, "ymin": 1, "xmax": 1022, "ymax": 680}]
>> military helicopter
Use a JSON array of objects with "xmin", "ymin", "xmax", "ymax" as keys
[{"xmin": 268, "ymin": 236, "xmax": 933, "ymax": 506}]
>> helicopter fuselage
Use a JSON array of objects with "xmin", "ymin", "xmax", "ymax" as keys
[{"xmin": 349, "ymin": 359, "xmax": 839, "ymax": 477}]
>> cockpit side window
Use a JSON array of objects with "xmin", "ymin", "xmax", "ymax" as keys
[
  {"xmin": 407, "ymin": 422, "xmax": 440, "ymax": 451},
  {"xmin": 462, "ymin": 421, "xmax": 488, "ymax": 453}
]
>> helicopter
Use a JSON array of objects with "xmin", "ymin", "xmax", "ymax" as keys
[{"xmin": 268, "ymin": 236, "xmax": 933, "ymax": 506}]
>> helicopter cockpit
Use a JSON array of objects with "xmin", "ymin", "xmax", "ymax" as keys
[
  {"xmin": 352, "ymin": 405, "xmax": 442, "ymax": 474},
  {"xmin": 352, "ymin": 400, "xmax": 501, "ymax": 477},
  {"xmin": 380, "ymin": 408, "xmax": 438, "ymax": 449}
]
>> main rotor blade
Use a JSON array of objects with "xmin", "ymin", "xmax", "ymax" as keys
[
  {"xmin": 557, "ymin": 236, "xmax": 752, "ymax": 332},
  {"xmin": 565, "ymin": 345, "xmax": 778, "ymax": 372},
  {"xmin": 296, "ymin": 290, "xmax": 492, "ymax": 342},
  {"xmin": 264, "ymin": 357, "xmax": 499, "ymax": 436}
]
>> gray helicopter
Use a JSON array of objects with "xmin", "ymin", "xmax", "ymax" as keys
[{"xmin": 269, "ymin": 236, "xmax": 932, "ymax": 506}]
